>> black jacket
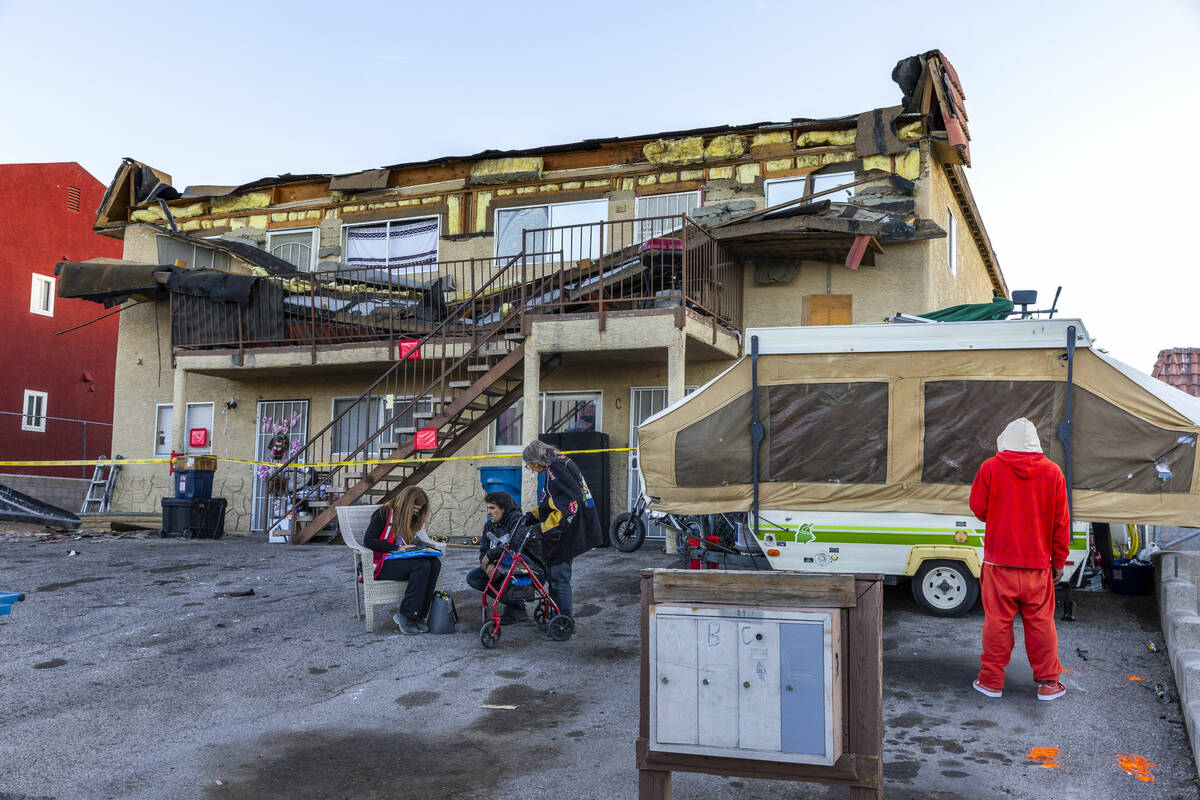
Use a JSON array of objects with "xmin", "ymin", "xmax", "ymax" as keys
[
  {"xmin": 531, "ymin": 455, "xmax": 604, "ymax": 565},
  {"xmin": 479, "ymin": 506, "xmax": 523, "ymax": 563}
]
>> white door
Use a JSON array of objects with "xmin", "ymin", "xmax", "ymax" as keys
[
  {"xmin": 251, "ymin": 400, "xmax": 309, "ymax": 532},
  {"xmin": 629, "ymin": 387, "xmax": 693, "ymax": 539}
]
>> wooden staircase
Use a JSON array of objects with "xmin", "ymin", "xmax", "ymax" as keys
[
  {"xmin": 265, "ymin": 248, "xmax": 560, "ymax": 544},
  {"xmin": 287, "ymin": 344, "xmax": 559, "ymax": 543}
]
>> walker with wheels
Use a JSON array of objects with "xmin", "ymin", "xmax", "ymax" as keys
[{"xmin": 479, "ymin": 525, "xmax": 574, "ymax": 648}]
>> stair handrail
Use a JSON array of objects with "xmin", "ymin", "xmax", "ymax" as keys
[
  {"xmin": 265, "ymin": 248, "xmax": 572, "ymax": 537},
  {"xmin": 268, "ymin": 248, "xmax": 533, "ymax": 484}
]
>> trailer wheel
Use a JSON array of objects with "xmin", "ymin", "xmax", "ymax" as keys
[{"xmin": 912, "ymin": 560, "xmax": 979, "ymax": 617}]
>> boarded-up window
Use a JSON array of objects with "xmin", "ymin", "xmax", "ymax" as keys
[
  {"xmin": 922, "ymin": 380, "xmax": 1061, "ymax": 485},
  {"xmin": 768, "ymin": 382, "xmax": 888, "ymax": 483}
]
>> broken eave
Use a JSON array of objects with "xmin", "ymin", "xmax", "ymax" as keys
[
  {"xmin": 55, "ymin": 259, "xmax": 174, "ymax": 307},
  {"xmin": 722, "ymin": 231, "xmax": 884, "ymax": 266}
]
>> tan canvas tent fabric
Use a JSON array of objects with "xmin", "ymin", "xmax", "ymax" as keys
[{"xmin": 638, "ymin": 320, "xmax": 1200, "ymax": 526}]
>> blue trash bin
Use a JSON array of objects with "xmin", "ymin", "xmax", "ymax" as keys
[
  {"xmin": 478, "ymin": 466, "xmax": 521, "ymax": 508},
  {"xmin": 175, "ymin": 470, "xmax": 214, "ymax": 499}
]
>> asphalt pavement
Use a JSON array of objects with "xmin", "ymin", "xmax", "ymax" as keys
[{"xmin": 1, "ymin": 534, "xmax": 1196, "ymax": 799}]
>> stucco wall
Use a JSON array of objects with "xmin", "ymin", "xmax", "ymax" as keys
[
  {"xmin": 922, "ymin": 162, "xmax": 997, "ymax": 310},
  {"xmin": 105, "ymin": 138, "xmax": 1005, "ymax": 537}
]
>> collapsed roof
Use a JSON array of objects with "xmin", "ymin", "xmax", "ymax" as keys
[{"xmin": 92, "ymin": 50, "xmax": 974, "ymax": 234}]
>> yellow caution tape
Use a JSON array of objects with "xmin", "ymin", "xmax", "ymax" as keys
[{"xmin": 0, "ymin": 448, "xmax": 634, "ymax": 470}]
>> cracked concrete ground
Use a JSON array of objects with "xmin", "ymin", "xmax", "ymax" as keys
[{"xmin": 1, "ymin": 535, "xmax": 1197, "ymax": 799}]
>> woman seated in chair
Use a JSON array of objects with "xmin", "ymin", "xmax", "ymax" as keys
[{"xmin": 362, "ymin": 486, "xmax": 441, "ymax": 635}]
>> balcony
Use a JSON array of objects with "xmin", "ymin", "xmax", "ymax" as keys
[{"xmin": 171, "ymin": 215, "xmax": 742, "ymax": 375}]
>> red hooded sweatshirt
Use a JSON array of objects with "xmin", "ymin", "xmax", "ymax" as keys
[{"xmin": 969, "ymin": 451, "xmax": 1071, "ymax": 570}]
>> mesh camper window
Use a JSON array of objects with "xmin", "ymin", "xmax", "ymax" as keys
[
  {"xmin": 767, "ymin": 382, "xmax": 889, "ymax": 483},
  {"xmin": 673, "ymin": 382, "xmax": 888, "ymax": 487},
  {"xmin": 674, "ymin": 392, "xmax": 767, "ymax": 487},
  {"xmin": 922, "ymin": 380, "xmax": 1196, "ymax": 494},
  {"xmin": 922, "ymin": 380, "xmax": 1061, "ymax": 485}
]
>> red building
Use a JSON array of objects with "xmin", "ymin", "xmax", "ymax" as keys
[{"xmin": 0, "ymin": 163, "xmax": 122, "ymax": 481}]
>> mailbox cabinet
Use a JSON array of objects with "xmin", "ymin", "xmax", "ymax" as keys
[{"xmin": 649, "ymin": 605, "xmax": 842, "ymax": 765}]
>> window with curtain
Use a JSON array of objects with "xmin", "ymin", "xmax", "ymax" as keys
[{"xmin": 343, "ymin": 217, "xmax": 439, "ymax": 275}]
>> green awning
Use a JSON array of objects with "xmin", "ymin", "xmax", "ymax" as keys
[{"xmin": 919, "ymin": 295, "xmax": 1014, "ymax": 321}]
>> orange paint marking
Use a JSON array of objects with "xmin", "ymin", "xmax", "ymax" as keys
[
  {"xmin": 1028, "ymin": 747, "xmax": 1060, "ymax": 769},
  {"xmin": 1060, "ymin": 668, "xmax": 1071, "ymax": 674},
  {"xmin": 1127, "ymin": 676, "xmax": 1144, "ymax": 681},
  {"xmin": 1116, "ymin": 754, "xmax": 1156, "ymax": 782}
]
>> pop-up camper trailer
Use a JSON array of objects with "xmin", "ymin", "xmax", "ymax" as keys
[{"xmin": 636, "ymin": 319, "xmax": 1200, "ymax": 614}]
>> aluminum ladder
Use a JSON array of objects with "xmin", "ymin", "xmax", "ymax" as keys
[{"xmin": 80, "ymin": 456, "xmax": 120, "ymax": 514}]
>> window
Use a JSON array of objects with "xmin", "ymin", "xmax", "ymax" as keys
[
  {"xmin": 66, "ymin": 186, "xmax": 80, "ymax": 213},
  {"xmin": 154, "ymin": 404, "xmax": 174, "ymax": 456},
  {"xmin": 184, "ymin": 402, "xmax": 214, "ymax": 455},
  {"xmin": 811, "ymin": 171, "xmax": 855, "ymax": 203},
  {"xmin": 490, "ymin": 391, "xmax": 603, "ymax": 452},
  {"xmin": 764, "ymin": 177, "xmax": 807, "ymax": 209},
  {"xmin": 156, "ymin": 235, "xmax": 231, "ymax": 270},
  {"xmin": 21, "ymin": 390, "xmax": 47, "ymax": 432},
  {"xmin": 764, "ymin": 172, "xmax": 854, "ymax": 209},
  {"xmin": 946, "ymin": 206, "xmax": 958, "ymax": 277},
  {"xmin": 30, "ymin": 274, "xmax": 55, "ymax": 316},
  {"xmin": 342, "ymin": 217, "xmax": 439, "ymax": 275},
  {"xmin": 494, "ymin": 199, "xmax": 608, "ymax": 262},
  {"xmin": 331, "ymin": 395, "xmax": 435, "ymax": 456},
  {"xmin": 266, "ymin": 228, "xmax": 318, "ymax": 271},
  {"xmin": 634, "ymin": 191, "xmax": 700, "ymax": 242}
]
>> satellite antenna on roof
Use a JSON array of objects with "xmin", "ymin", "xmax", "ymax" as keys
[{"xmin": 1010, "ymin": 286, "xmax": 1062, "ymax": 319}]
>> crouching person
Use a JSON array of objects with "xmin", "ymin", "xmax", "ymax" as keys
[
  {"xmin": 466, "ymin": 491, "xmax": 532, "ymax": 624},
  {"xmin": 521, "ymin": 440, "xmax": 604, "ymax": 623}
]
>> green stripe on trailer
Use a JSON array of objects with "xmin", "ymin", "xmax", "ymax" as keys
[{"xmin": 762, "ymin": 526, "xmax": 1087, "ymax": 550}]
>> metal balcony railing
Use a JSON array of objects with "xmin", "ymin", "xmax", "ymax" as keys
[{"xmin": 171, "ymin": 215, "xmax": 740, "ymax": 358}]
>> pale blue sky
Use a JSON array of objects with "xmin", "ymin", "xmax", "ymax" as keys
[{"xmin": 2, "ymin": 0, "xmax": 1197, "ymax": 371}]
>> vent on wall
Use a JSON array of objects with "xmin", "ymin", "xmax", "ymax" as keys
[{"xmin": 67, "ymin": 186, "xmax": 80, "ymax": 213}]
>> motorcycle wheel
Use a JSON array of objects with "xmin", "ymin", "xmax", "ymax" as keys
[{"xmin": 609, "ymin": 511, "xmax": 647, "ymax": 552}]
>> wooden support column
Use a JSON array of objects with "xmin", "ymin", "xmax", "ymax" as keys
[{"xmin": 520, "ymin": 335, "xmax": 542, "ymax": 508}]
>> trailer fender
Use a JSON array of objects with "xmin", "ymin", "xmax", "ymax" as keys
[{"xmin": 904, "ymin": 546, "xmax": 981, "ymax": 578}]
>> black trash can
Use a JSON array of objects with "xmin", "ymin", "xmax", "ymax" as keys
[
  {"xmin": 1110, "ymin": 558, "xmax": 1154, "ymax": 595},
  {"xmin": 161, "ymin": 497, "xmax": 227, "ymax": 539}
]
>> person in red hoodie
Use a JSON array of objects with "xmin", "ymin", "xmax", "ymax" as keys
[{"xmin": 969, "ymin": 417, "xmax": 1071, "ymax": 701}]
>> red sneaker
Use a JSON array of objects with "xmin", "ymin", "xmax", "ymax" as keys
[
  {"xmin": 1037, "ymin": 681, "xmax": 1067, "ymax": 701},
  {"xmin": 973, "ymin": 679, "xmax": 1003, "ymax": 698}
]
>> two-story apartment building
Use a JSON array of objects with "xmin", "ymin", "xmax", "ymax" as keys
[{"xmin": 65, "ymin": 50, "xmax": 1007, "ymax": 541}]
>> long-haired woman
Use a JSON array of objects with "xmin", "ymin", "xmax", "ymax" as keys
[{"xmin": 362, "ymin": 486, "xmax": 441, "ymax": 634}]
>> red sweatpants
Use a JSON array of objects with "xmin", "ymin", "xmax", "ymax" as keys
[{"xmin": 978, "ymin": 563, "xmax": 1062, "ymax": 688}]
